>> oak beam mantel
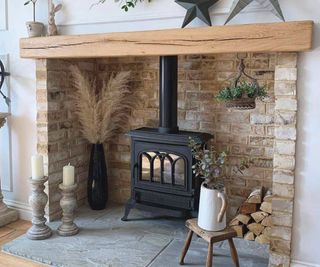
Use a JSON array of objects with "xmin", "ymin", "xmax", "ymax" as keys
[{"xmin": 20, "ymin": 21, "xmax": 313, "ymax": 59}]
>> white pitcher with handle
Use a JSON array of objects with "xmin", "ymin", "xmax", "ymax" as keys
[{"xmin": 198, "ymin": 183, "xmax": 227, "ymax": 232}]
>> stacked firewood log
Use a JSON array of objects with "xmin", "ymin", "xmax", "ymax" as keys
[{"xmin": 229, "ymin": 187, "xmax": 272, "ymax": 244}]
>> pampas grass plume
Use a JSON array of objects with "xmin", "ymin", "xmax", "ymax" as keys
[{"xmin": 70, "ymin": 65, "xmax": 139, "ymax": 144}]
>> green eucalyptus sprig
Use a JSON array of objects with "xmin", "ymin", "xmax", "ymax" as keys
[
  {"xmin": 189, "ymin": 137, "xmax": 227, "ymax": 190},
  {"xmin": 96, "ymin": 0, "xmax": 152, "ymax": 11},
  {"xmin": 189, "ymin": 137, "xmax": 254, "ymax": 191},
  {"xmin": 216, "ymin": 81, "xmax": 268, "ymax": 102}
]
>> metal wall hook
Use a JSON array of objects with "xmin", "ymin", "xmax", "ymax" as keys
[
  {"xmin": 0, "ymin": 59, "xmax": 11, "ymax": 106},
  {"xmin": 234, "ymin": 58, "xmax": 258, "ymax": 87}
]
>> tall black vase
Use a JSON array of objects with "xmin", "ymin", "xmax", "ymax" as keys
[{"xmin": 88, "ymin": 144, "xmax": 108, "ymax": 210}]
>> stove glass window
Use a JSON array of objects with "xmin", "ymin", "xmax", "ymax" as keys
[{"xmin": 140, "ymin": 151, "xmax": 185, "ymax": 186}]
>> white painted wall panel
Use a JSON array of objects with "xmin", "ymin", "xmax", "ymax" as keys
[
  {"xmin": 0, "ymin": 0, "xmax": 7, "ymax": 30},
  {"xmin": 0, "ymin": 54, "xmax": 12, "ymax": 192},
  {"xmin": 56, "ymin": 0, "xmax": 267, "ymax": 27}
]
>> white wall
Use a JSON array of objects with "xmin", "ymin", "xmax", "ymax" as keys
[
  {"xmin": 0, "ymin": 0, "xmax": 48, "ymax": 218},
  {"xmin": 0, "ymin": 0, "xmax": 319, "ymax": 266}
]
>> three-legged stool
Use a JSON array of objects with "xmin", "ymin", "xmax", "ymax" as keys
[{"xmin": 180, "ymin": 218, "xmax": 240, "ymax": 267}]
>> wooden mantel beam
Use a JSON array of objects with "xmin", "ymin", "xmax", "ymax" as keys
[{"xmin": 20, "ymin": 21, "xmax": 313, "ymax": 59}]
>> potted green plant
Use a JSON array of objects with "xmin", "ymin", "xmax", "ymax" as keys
[
  {"xmin": 24, "ymin": 0, "xmax": 44, "ymax": 37},
  {"xmin": 216, "ymin": 81, "xmax": 268, "ymax": 110},
  {"xmin": 189, "ymin": 138, "xmax": 253, "ymax": 231}
]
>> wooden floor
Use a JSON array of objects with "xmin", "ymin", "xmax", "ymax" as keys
[{"xmin": 0, "ymin": 220, "xmax": 45, "ymax": 267}]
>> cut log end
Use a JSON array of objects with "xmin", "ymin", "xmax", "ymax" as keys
[
  {"xmin": 244, "ymin": 231, "xmax": 255, "ymax": 241},
  {"xmin": 255, "ymin": 234, "xmax": 270, "ymax": 244},
  {"xmin": 239, "ymin": 203, "xmax": 259, "ymax": 215},
  {"xmin": 229, "ymin": 218, "xmax": 240, "ymax": 226},
  {"xmin": 260, "ymin": 202, "xmax": 272, "ymax": 214},
  {"xmin": 263, "ymin": 189, "xmax": 273, "ymax": 203},
  {"xmin": 247, "ymin": 223, "xmax": 265, "ymax": 236},
  {"xmin": 247, "ymin": 187, "xmax": 263, "ymax": 204},
  {"xmin": 236, "ymin": 214, "xmax": 251, "ymax": 225},
  {"xmin": 261, "ymin": 215, "xmax": 272, "ymax": 227},
  {"xmin": 231, "ymin": 225, "xmax": 247, "ymax": 238},
  {"xmin": 251, "ymin": 211, "xmax": 269, "ymax": 223},
  {"xmin": 229, "ymin": 188, "xmax": 273, "ymax": 244}
]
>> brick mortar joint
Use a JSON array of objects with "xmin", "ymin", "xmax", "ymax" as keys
[{"xmin": 36, "ymin": 55, "xmax": 300, "ymax": 255}]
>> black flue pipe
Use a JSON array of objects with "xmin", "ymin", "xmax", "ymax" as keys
[{"xmin": 159, "ymin": 56, "xmax": 179, "ymax": 134}]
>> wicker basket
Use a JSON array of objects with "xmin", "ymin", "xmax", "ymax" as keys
[{"xmin": 225, "ymin": 98, "xmax": 256, "ymax": 110}]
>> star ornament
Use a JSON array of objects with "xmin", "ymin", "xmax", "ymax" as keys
[
  {"xmin": 225, "ymin": 0, "xmax": 285, "ymax": 24},
  {"xmin": 175, "ymin": 0, "xmax": 220, "ymax": 28}
]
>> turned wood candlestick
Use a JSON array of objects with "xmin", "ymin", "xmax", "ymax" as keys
[
  {"xmin": 57, "ymin": 183, "xmax": 79, "ymax": 236},
  {"xmin": 27, "ymin": 176, "xmax": 52, "ymax": 240}
]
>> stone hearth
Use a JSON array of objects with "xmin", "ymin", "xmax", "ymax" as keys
[
  {"xmin": 3, "ymin": 205, "xmax": 269, "ymax": 267},
  {"xmin": 35, "ymin": 52, "xmax": 298, "ymax": 266}
]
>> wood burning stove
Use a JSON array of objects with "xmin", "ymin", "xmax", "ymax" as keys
[{"xmin": 122, "ymin": 56, "xmax": 212, "ymax": 221}]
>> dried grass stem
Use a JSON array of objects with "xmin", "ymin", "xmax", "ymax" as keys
[{"xmin": 70, "ymin": 65, "xmax": 139, "ymax": 144}]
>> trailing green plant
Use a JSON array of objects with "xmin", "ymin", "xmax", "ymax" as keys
[
  {"xmin": 216, "ymin": 81, "xmax": 268, "ymax": 102},
  {"xmin": 24, "ymin": 0, "xmax": 38, "ymax": 22},
  {"xmin": 189, "ymin": 137, "xmax": 254, "ymax": 191},
  {"xmin": 95, "ymin": 0, "xmax": 152, "ymax": 11}
]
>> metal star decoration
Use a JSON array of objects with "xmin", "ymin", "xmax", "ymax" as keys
[
  {"xmin": 175, "ymin": 0, "xmax": 220, "ymax": 28},
  {"xmin": 225, "ymin": 0, "xmax": 285, "ymax": 24}
]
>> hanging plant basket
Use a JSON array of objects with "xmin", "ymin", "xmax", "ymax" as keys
[
  {"xmin": 225, "ymin": 98, "xmax": 256, "ymax": 110},
  {"xmin": 216, "ymin": 55, "xmax": 268, "ymax": 111}
]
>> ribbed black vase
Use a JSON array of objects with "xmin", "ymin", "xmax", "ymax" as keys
[{"xmin": 88, "ymin": 144, "xmax": 108, "ymax": 210}]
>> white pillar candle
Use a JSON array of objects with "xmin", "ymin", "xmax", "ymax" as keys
[
  {"xmin": 31, "ymin": 155, "xmax": 44, "ymax": 180},
  {"xmin": 63, "ymin": 163, "xmax": 75, "ymax": 186}
]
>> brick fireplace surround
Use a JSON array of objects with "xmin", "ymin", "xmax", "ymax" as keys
[
  {"xmin": 36, "ymin": 52, "xmax": 297, "ymax": 266},
  {"xmin": 22, "ymin": 21, "xmax": 312, "ymax": 267}
]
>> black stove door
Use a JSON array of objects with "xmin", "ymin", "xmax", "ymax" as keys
[{"xmin": 132, "ymin": 141, "xmax": 193, "ymax": 196}]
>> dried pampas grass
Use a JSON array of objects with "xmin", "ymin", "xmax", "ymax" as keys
[{"xmin": 70, "ymin": 65, "xmax": 139, "ymax": 144}]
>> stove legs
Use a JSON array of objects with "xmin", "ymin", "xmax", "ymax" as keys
[{"xmin": 121, "ymin": 198, "xmax": 136, "ymax": 221}]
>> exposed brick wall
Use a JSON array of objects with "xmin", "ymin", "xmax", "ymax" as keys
[
  {"xmin": 36, "ymin": 59, "xmax": 94, "ymax": 220},
  {"xmin": 269, "ymin": 53, "xmax": 298, "ymax": 267},
  {"xmin": 36, "ymin": 52, "xmax": 298, "ymax": 266},
  {"xmin": 97, "ymin": 53, "xmax": 276, "ymax": 219}
]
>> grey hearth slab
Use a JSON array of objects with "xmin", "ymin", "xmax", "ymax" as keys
[
  {"xmin": 149, "ymin": 240, "xmax": 268, "ymax": 267},
  {"xmin": 2, "ymin": 205, "xmax": 269, "ymax": 267}
]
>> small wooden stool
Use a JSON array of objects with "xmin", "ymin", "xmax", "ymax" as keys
[{"xmin": 179, "ymin": 218, "xmax": 240, "ymax": 267}]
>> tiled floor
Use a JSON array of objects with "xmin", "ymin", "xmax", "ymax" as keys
[{"xmin": 1, "ymin": 205, "xmax": 269, "ymax": 267}]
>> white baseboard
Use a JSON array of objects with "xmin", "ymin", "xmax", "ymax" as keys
[
  {"xmin": 4, "ymin": 199, "xmax": 32, "ymax": 221},
  {"xmin": 291, "ymin": 260, "xmax": 320, "ymax": 267}
]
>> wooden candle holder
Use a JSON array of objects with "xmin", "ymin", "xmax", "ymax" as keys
[
  {"xmin": 57, "ymin": 183, "xmax": 79, "ymax": 236},
  {"xmin": 27, "ymin": 176, "xmax": 52, "ymax": 240}
]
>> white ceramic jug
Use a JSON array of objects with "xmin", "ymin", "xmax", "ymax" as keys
[{"xmin": 198, "ymin": 183, "xmax": 227, "ymax": 232}]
